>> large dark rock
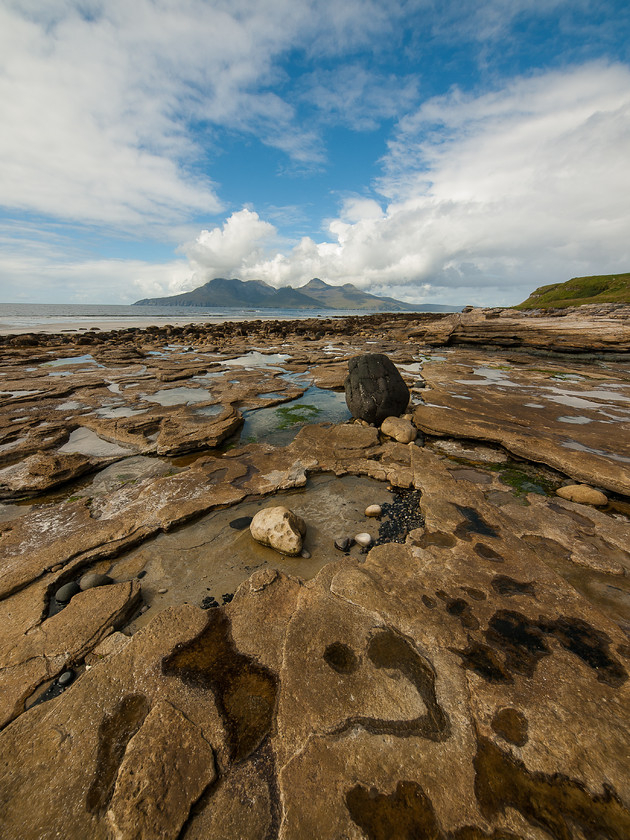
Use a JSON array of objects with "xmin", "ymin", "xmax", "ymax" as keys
[{"xmin": 344, "ymin": 353, "xmax": 409, "ymax": 424}]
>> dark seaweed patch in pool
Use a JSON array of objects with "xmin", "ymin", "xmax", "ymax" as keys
[
  {"xmin": 540, "ymin": 616, "xmax": 627, "ymax": 687},
  {"xmin": 86, "ymin": 694, "xmax": 150, "ymax": 814},
  {"xmin": 462, "ymin": 587, "xmax": 487, "ymax": 601},
  {"xmin": 474, "ymin": 543, "xmax": 504, "ymax": 562},
  {"xmin": 485, "ymin": 611, "xmax": 549, "ymax": 677},
  {"xmin": 333, "ymin": 627, "xmax": 450, "ymax": 742},
  {"xmin": 475, "ymin": 735, "xmax": 630, "ymax": 840},
  {"xmin": 346, "ymin": 778, "xmax": 522, "ymax": 840},
  {"xmin": 443, "ymin": 596, "xmax": 479, "ymax": 630},
  {"xmin": 479, "ymin": 611, "xmax": 627, "ymax": 687},
  {"xmin": 324, "ymin": 642, "xmax": 359, "ymax": 674},
  {"xmin": 161, "ymin": 609, "xmax": 278, "ymax": 762},
  {"xmin": 491, "ymin": 576, "xmax": 536, "ymax": 598},
  {"xmin": 454, "ymin": 506, "xmax": 499, "ymax": 540},
  {"xmin": 451, "ymin": 639, "xmax": 514, "ymax": 684},
  {"xmin": 491, "ymin": 708, "xmax": 529, "ymax": 746},
  {"xmin": 417, "ymin": 531, "xmax": 457, "ymax": 549}
]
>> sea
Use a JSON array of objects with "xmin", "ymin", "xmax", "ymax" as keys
[{"xmin": 0, "ymin": 302, "xmax": 444, "ymax": 335}]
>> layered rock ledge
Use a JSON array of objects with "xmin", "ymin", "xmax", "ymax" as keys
[{"xmin": 0, "ymin": 307, "xmax": 629, "ymax": 839}]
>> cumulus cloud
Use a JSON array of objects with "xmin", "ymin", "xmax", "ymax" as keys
[
  {"xmin": 184, "ymin": 210, "xmax": 278, "ymax": 281},
  {"xmin": 181, "ymin": 63, "xmax": 630, "ymax": 306}
]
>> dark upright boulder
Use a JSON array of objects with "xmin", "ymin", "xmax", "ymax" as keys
[{"xmin": 344, "ymin": 353, "xmax": 410, "ymax": 425}]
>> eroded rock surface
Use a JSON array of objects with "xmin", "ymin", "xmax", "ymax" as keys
[
  {"xmin": 250, "ymin": 506, "xmax": 307, "ymax": 556},
  {"xmin": 345, "ymin": 353, "xmax": 410, "ymax": 424},
  {"xmin": 0, "ymin": 311, "xmax": 629, "ymax": 839}
]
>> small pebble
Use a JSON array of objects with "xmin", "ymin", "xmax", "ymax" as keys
[
  {"xmin": 300, "ymin": 548, "xmax": 311, "ymax": 559},
  {"xmin": 57, "ymin": 670, "xmax": 75, "ymax": 687},
  {"xmin": 334, "ymin": 536, "xmax": 352, "ymax": 552},
  {"xmin": 354, "ymin": 533, "xmax": 372, "ymax": 548},
  {"xmin": 55, "ymin": 581, "xmax": 81, "ymax": 604},
  {"xmin": 365, "ymin": 504, "xmax": 382, "ymax": 517},
  {"xmin": 158, "ymin": 588, "xmax": 168, "ymax": 594}
]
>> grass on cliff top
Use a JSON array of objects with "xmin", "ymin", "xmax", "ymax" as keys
[{"xmin": 515, "ymin": 272, "xmax": 630, "ymax": 310}]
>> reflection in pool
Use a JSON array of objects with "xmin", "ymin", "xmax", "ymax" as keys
[
  {"xmin": 140, "ymin": 387, "xmax": 212, "ymax": 406},
  {"xmin": 58, "ymin": 428, "xmax": 134, "ymax": 457},
  {"xmin": 238, "ymin": 386, "xmax": 350, "ymax": 445},
  {"xmin": 562, "ymin": 439, "xmax": 630, "ymax": 464},
  {"xmin": 42, "ymin": 354, "xmax": 104, "ymax": 368},
  {"xmin": 192, "ymin": 404, "xmax": 224, "ymax": 418},
  {"xmin": 223, "ymin": 351, "xmax": 291, "ymax": 368}
]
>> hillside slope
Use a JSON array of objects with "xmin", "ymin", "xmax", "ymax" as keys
[
  {"xmin": 135, "ymin": 276, "xmax": 426, "ymax": 311},
  {"xmin": 516, "ymin": 273, "xmax": 630, "ymax": 309}
]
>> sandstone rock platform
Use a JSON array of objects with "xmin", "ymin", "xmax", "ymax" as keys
[{"xmin": 0, "ymin": 308, "xmax": 629, "ymax": 839}]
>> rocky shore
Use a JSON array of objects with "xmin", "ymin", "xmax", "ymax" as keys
[{"xmin": 0, "ymin": 305, "xmax": 629, "ymax": 839}]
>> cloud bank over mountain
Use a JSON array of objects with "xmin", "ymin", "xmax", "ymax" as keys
[
  {"xmin": 182, "ymin": 64, "xmax": 630, "ymax": 305},
  {"xmin": 0, "ymin": 1, "xmax": 629, "ymax": 305}
]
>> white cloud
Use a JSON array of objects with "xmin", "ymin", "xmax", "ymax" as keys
[
  {"xmin": 186, "ymin": 63, "xmax": 630, "ymax": 306},
  {"xmin": 0, "ymin": 0, "xmax": 397, "ymax": 231},
  {"xmin": 184, "ymin": 209, "xmax": 278, "ymax": 281},
  {"xmin": 299, "ymin": 64, "xmax": 418, "ymax": 131},
  {"xmin": 0, "ymin": 250, "xmax": 191, "ymax": 304}
]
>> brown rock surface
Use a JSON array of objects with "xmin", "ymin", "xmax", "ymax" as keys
[
  {"xmin": 556, "ymin": 483, "xmax": 608, "ymax": 505},
  {"xmin": 106, "ymin": 700, "xmax": 217, "ymax": 840},
  {"xmin": 0, "ymin": 311, "xmax": 629, "ymax": 839},
  {"xmin": 0, "ymin": 580, "xmax": 141, "ymax": 728},
  {"xmin": 1, "ymin": 533, "xmax": 628, "ymax": 838},
  {"xmin": 250, "ymin": 506, "xmax": 307, "ymax": 555}
]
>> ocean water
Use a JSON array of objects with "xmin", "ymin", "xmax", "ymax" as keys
[{"xmin": 0, "ymin": 302, "xmax": 397, "ymax": 334}]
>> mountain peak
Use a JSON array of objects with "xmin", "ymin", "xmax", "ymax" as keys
[
  {"xmin": 301, "ymin": 277, "xmax": 329, "ymax": 289},
  {"xmin": 133, "ymin": 276, "xmax": 443, "ymax": 311}
]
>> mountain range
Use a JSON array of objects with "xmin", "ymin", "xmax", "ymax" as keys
[{"xmin": 133, "ymin": 277, "xmax": 459, "ymax": 312}]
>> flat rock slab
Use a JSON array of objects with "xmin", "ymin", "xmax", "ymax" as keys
[
  {"xmin": 412, "ymin": 348, "xmax": 630, "ymax": 495},
  {"xmin": 0, "ymin": 534, "xmax": 628, "ymax": 839}
]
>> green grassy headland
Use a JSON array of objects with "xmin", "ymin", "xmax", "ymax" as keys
[{"xmin": 515, "ymin": 273, "xmax": 630, "ymax": 310}]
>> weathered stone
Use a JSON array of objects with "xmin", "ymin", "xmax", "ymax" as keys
[
  {"xmin": 0, "ymin": 451, "xmax": 93, "ymax": 499},
  {"xmin": 380, "ymin": 416, "xmax": 417, "ymax": 443},
  {"xmin": 354, "ymin": 532, "xmax": 372, "ymax": 547},
  {"xmin": 249, "ymin": 506, "xmax": 307, "ymax": 555},
  {"xmin": 556, "ymin": 484, "xmax": 608, "ymax": 506},
  {"xmin": 365, "ymin": 504, "xmax": 382, "ymax": 517},
  {"xmin": 106, "ymin": 700, "xmax": 217, "ymax": 840},
  {"xmin": 55, "ymin": 581, "xmax": 81, "ymax": 604},
  {"xmin": 344, "ymin": 353, "xmax": 410, "ymax": 424},
  {"xmin": 85, "ymin": 631, "xmax": 131, "ymax": 666},
  {"xmin": 79, "ymin": 572, "xmax": 114, "ymax": 590},
  {"xmin": 0, "ymin": 580, "xmax": 141, "ymax": 728}
]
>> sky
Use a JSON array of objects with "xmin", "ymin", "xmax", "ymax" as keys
[{"xmin": 0, "ymin": 0, "xmax": 629, "ymax": 307}]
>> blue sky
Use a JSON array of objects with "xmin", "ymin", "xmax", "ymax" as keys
[{"xmin": 0, "ymin": 0, "xmax": 629, "ymax": 306}]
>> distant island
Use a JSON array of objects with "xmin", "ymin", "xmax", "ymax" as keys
[
  {"xmin": 516, "ymin": 272, "xmax": 630, "ymax": 310},
  {"xmin": 133, "ymin": 277, "xmax": 460, "ymax": 312}
]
